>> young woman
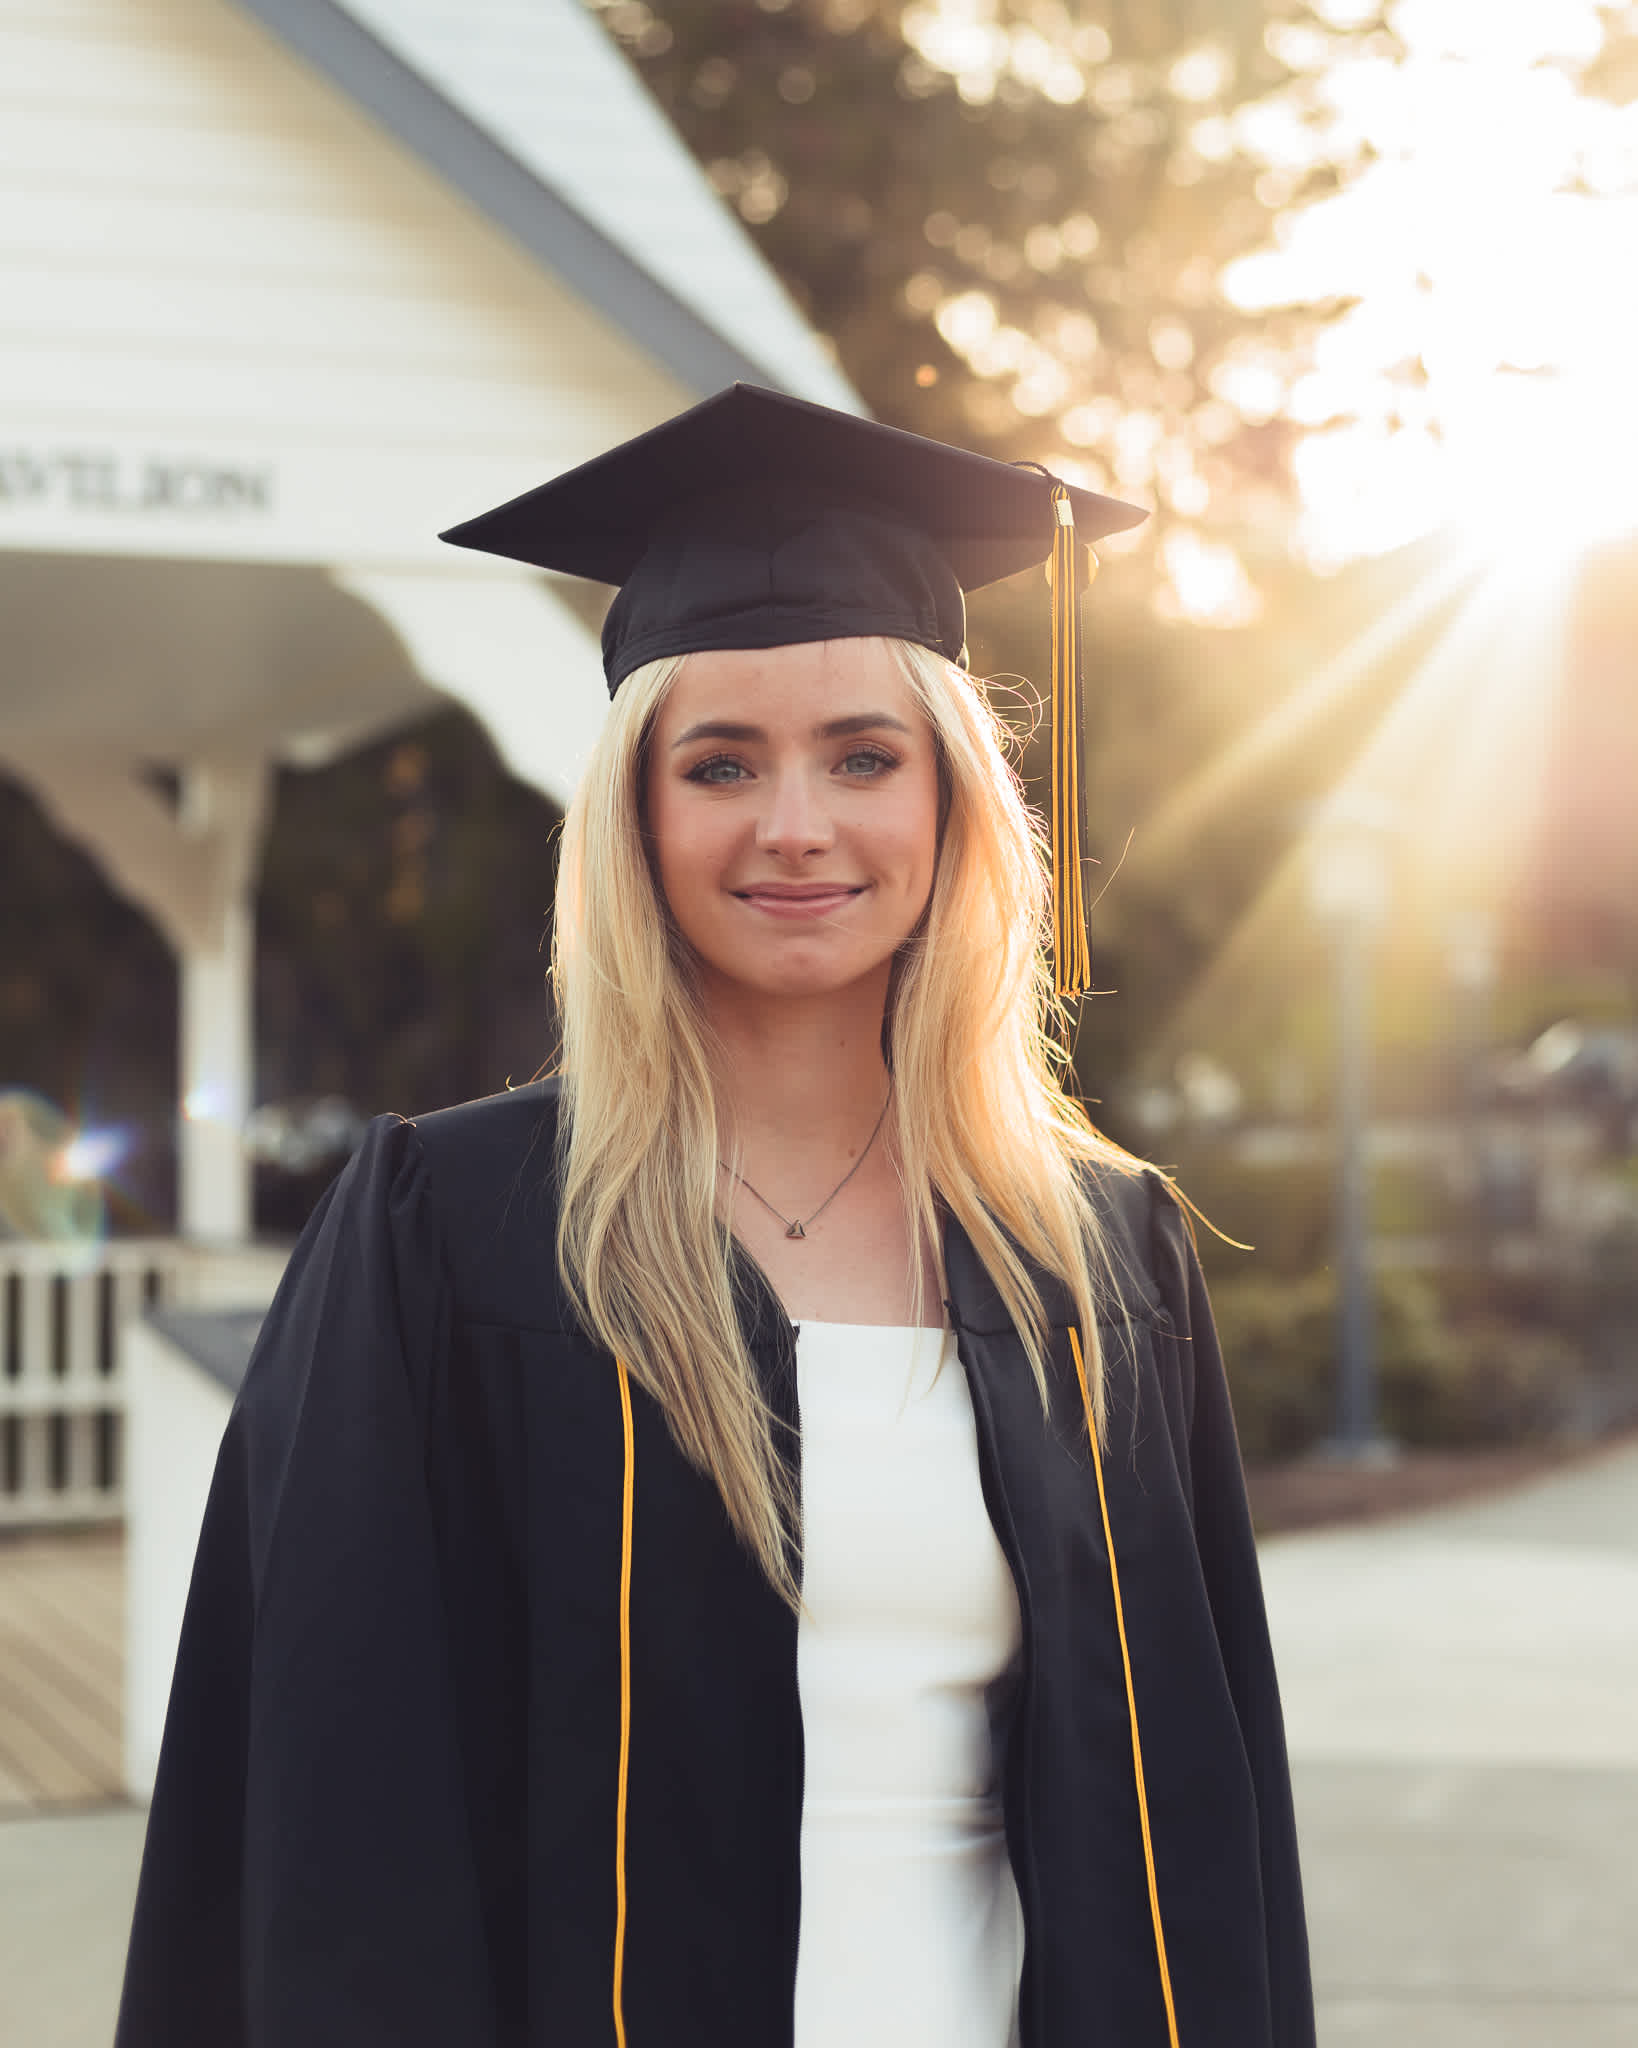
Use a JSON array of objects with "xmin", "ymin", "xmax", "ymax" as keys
[{"xmin": 117, "ymin": 388, "xmax": 1314, "ymax": 2048}]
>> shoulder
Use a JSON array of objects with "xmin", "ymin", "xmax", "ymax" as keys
[
  {"xmin": 385, "ymin": 1079, "xmax": 572, "ymax": 1328},
  {"xmin": 407, "ymin": 1076, "xmax": 563, "ymax": 1195},
  {"xmin": 1079, "ymin": 1155, "xmax": 1196, "ymax": 1332},
  {"xmin": 1078, "ymin": 1157, "xmax": 1228, "ymax": 1471}
]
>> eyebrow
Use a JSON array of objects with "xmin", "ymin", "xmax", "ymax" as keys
[{"xmin": 671, "ymin": 712, "xmax": 914, "ymax": 749}]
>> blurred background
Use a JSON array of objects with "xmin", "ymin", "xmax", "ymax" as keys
[{"xmin": 2, "ymin": 4, "xmax": 1636, "ymax": 2044}]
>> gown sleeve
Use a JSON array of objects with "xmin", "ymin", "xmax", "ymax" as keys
[
  {"xmin": 115, "ymin": 1115, "xmax": 499, "ymax": 2048},
  {"xmin": 1146, "ymin": 1176, "xmax": 1317, "ymax": 2048}
]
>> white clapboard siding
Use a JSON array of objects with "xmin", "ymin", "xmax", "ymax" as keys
[
  {"xmin": 2, "ymin": 104, "xmax": 403, "ymax": 210},
  {"xmin": 1, "ymin": 269, "xmax": 564, "ymax": 375},
  {"xmin": 4, "ymin": 342, "xmax": 621, "ymax": 442},
  {"xmin": 4, "ymin": 12, "xmax": 272, "ymax": 109},
  {"xmin": 0, "ymin": 181, "xmax": 493, "ymax": 289},
  {"xmin": 0, "ymin": 0, "xmax": 694, "ymax": 566}
]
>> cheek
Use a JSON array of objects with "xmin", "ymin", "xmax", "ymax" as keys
[
  {"xmin": 646, "ymin": 787, "xmax": 725, "ymax": 922},
  {"xmin": 643, "ymin": 776, "xmax": 685, "ymax": 914},
  {"xmin": 897, "ymin": 766, "xmax": 942, "ymax": 906}
]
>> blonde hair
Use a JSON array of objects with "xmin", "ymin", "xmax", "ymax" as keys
[{"xmin": 551, "ymin": 637, "xmax": 1137, "ymax": 1604}]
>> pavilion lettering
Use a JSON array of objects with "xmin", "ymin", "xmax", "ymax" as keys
[{"xmin": 0, "ymin": 449, "xmax": 274, "ymax": 515}]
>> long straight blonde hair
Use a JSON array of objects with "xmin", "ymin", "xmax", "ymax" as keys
[{"xmin": 551, "ymin": 637, "xmax": 1137, "ymax": 1604}]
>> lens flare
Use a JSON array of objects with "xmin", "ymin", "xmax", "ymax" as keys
[
  {"xmin": 1216, "ymin": 13, "xmax": 1638, "ymax": 574},
  {"xmin": 53, "ymin": 1126, "xmax": 131, "ymax": 1184}
]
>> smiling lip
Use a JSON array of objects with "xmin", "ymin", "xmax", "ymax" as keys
[{"xmin": 733, "ymin": 883, "xmax": 864, "ymax": 920}]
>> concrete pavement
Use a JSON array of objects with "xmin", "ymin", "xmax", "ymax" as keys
[
  {"xmin": 1292, "ymin": 1760, "xmax": 1638, "ymax": 2047},
  {"xmin": 1261, "ymin": 1434, "xmax": 1638, "ymax": 2045},
  {"xmin": 3, "ymin": 1439, "xmax": 1635, "ymax": 2046},
  {"xmin": 0, "ymin": 1804, "xmax": 144, "ymax": 2048}
]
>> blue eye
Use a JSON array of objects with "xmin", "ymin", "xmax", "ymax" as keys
[
  {"xmin": 841, "ymin": 747, "xmax": 896, "ymax": 776},
  {"xmin": 687, "ymin": 754, "xmax": 747, "ymax": 785}
]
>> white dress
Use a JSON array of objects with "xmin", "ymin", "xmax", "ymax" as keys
[{"xmin": 792, "ymin": 1321, "xmax": 1025, "ymax": 2048}]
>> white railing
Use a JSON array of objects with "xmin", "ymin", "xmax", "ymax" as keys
[{"xmin": 0, "ymin": 1238, "xmax": 288, "ymax": 1527}]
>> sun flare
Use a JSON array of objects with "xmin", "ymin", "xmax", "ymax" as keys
[{"xmin": 1219, "ymin": 3, "xmax": 1638, "ymax": 572}]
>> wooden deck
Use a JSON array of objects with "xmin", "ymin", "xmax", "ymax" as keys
[{"xmin": 0, "ymin": 1528, "xmax": 124, "ymax": 1812}]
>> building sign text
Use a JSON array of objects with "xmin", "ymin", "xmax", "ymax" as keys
[{"xmin": 0, "ymin": 449, "xmax": 275, "ymax": 516}]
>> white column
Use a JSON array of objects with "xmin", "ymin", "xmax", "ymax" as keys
[
  {"xmin": 175, "ymin": 758, "xmax": 268, "ymax": 1243},
  {"xmin": 179, "ymin": 897, "xmax": 255, "ymax": 1241},
  {"xmin": 1, "ymin": 742, "xmax": 272, "ymax": 1244}
]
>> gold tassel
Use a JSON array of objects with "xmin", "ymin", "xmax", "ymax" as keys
[{"xmin": 1048, "ymin": 484, "xmax": 1094, "ymax": 997}]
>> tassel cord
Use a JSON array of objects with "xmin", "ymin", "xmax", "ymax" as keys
[{"xmin": 1047, "ymin": 485, "xmax": 1094, "ymax": 999}]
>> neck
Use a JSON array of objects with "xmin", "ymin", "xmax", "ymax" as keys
[{"xmin": 702, "ymin": 973, "xmax": 892, "ymax": 1154}]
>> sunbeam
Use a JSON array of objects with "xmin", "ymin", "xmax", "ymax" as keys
[
  {"xmin": 1142, "ymin": 542, "xmax": 1586, "ymax": 1070},
  {"xmin": 1129, "ymin": 546, "xmax": 1482, "ymax": 878},
  {"xmin": 1347, "ymin": 550, "xmax": 1584, "ymax": 898}
]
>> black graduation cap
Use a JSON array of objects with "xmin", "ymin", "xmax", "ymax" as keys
[{"xmin": 439, "ymin": 384, "xmax": 1148, "ymax": 996}]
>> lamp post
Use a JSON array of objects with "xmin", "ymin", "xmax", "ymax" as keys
[
  {"xmin": 1445, "ymin": 909, "xmax": 1498, "ymax": 1257},
  {"xmin": 1307, "ymin": 797, "xmax": 1396, "ymax": 1461}
]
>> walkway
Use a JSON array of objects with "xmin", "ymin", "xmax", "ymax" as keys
[
  {"xmin": 1262, "ymin": 1436, "xmax": 1638, "ymax": 2046},
  {"xmin": 2, "ymin": 1442, "xmax": 1636, "ymax": 2046}
]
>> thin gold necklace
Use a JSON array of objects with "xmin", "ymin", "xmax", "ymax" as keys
[{"xmin": 718, "ymin": 1084, "xmax": 893, "ymax": 1240}]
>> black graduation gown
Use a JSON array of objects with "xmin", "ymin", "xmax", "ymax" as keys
[{"xmin": 116, "ymin": 1080, "xmax": 1314, "ymax": 2048}]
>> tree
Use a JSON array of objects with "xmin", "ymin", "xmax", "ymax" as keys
[
  {"xmin": 596, "ymin": 0, "xmax": 1638, "ymax": 1123},
  {"xmin": 0, "ymin": 774, "xmax": 176, "ymax": 1227},
  {"xmin": 0, "ymin": 710, "xmax": 565, "ymax": 1234},
  {"xmin": 256, "ymin": 711, "xmax": 564, "ymax": 1123},
  {"xmin": 591, "ymin": 0, "xmax": 1374, "ymax": 604}
]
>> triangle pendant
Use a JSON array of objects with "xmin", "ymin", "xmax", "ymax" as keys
[{"xmin": 785, "ymin": 1220, "xmax": 806, "ymax": 1239}]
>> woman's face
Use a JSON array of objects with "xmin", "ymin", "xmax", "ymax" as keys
[{"xmin": 645, "ymin": 638, "xmax": 941, "ymax": 1010}]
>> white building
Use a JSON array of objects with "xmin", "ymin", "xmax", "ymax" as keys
[
  {"xmin": 0, "ymin": 0, "xmax": 860, "ymax": 1240},
  {"xmin": 0, "ymin": 0, "xmax": 862, "ymax": 1568}
]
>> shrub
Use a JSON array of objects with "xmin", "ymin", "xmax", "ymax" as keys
[
  {"xmin": 1167, "ymin": 1156, "xmax": 1335, "ymax": 1282},
  {"xmin": 1210, "ymin": 1268, "xmax": 1582, "ymax": 1460},
  {"xmin": 1167, "ymin": 1154, "xmax": 1449, "ymax": 1283},
  {"xmin": 1208, "ymin": 1271, "xmax": 1335, "ymax": 1459}
]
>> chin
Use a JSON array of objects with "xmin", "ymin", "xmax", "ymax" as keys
[{"xmin": 699, "ymin": 944, "xmax": 897, "ymax": 1005}]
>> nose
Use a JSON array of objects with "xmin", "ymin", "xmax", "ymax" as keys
[{"xmin": 755, "ymin": 760, "xmax": 835, "ymax": 862}]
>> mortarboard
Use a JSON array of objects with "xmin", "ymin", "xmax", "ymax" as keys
[{"xmin": 440, "ymin": 384, "xmax": 1147, "ymax": 997}]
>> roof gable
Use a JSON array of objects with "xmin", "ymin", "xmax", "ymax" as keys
[{"xmin": 239, "ymin": 0, "xmax": 860, "ymax": 411}]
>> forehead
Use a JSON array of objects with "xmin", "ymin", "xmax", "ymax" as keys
[{"xmin": 656, "ymin": 637, "xmax": 922, "ymax": 731}]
